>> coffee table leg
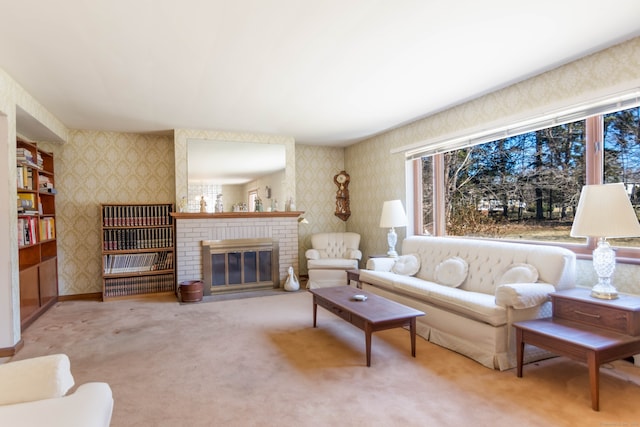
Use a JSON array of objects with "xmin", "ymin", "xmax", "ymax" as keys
[
  {"xmin": 410, "ymin": 317, "xmax": 417, "ymax": 357},
  {"xmin": 365, "ymin": 322, "xmax": 372, "ymax": 367},
  {"xmin": 516, "ymin": 327, "xmax": 524, "ymax": 378},
  {"xmin": 313, "ymin": 299, "xmax": 318, "ymax": 328}
]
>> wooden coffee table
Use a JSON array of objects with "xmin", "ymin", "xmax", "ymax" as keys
[{"xmin": 309, "ymin": 286, "xmax": 425, "ymax": 366}]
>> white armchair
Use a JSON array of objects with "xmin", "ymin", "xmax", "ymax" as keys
[
  {"xmin": 0, "ymin": 354, "xmax": 113, "ymax": 427},
  {"xmin": 306, "ymin": 232, "xmax": 362, "ymax": 288}
]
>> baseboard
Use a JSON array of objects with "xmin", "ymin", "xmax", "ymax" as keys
[
  {"xmin": 0, "ymin": 339, "xmax": 24, "ymax": 357},
  {"xmin": 58, "ymin": 292, "xmax": 103, "ymax": 302}
]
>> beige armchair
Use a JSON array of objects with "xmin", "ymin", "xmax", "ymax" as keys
[
  {"xmin": 306, "ymin": 232, "xmax": 362, "ymax": 289},
  {"xmin": 0, "ymin": 354, "xmax": 113, "ymax": 427}
]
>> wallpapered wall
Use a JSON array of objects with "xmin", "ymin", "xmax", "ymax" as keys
[
  {"xmin": 49, "ymin": 139, "xmax": 348, "ymax": 289},
  {"xmin": 295, "ymin": 144, "xmax": 347, "ymax": 275},
  {"xmin": 39, "ymin": 130, "xmax": 175, "ymax": 295},
  {"xmin": 343, "ymin": 36, "xmax": 640, "ymax": 295}
]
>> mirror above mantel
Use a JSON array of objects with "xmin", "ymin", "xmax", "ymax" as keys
[
  {"xmin": 173, "ymin": 130, "xmax": 296, "ymax": 214},
  {"xmin": 188, "ymin": 139, "xmax": 285, "ymax": 185}
]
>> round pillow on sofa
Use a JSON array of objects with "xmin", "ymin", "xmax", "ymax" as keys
[
  {"xmin": 391, "ymin": 254, "xmax": 421, "ymax": 276},
  {"xmin": 498, "ymin": 263, "xmax": 539, "ymax": 285},
  {"xmin": 434, "ymin": 256, "xmax": 468, "ymax": 287}
]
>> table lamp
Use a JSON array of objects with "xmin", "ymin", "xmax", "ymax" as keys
[
  {"xmin": 570, "ymin": 183, "xmax": 640, "ymax": 299},
  {"xmin": 379, "ymin": 200, "xmax": 408, "ymax": 257}
]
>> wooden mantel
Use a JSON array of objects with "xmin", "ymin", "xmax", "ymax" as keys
[{"xmin": 171, "ymin": 211, "xmax": 304, "ymax": 219}]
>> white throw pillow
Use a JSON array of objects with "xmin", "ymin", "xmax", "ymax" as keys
[
  {"xmin": 434, "ymin": 256, "xmax": 468, "ymax": 287},
  {"xmin": 392, "ymin": 254, "xmax": 421, "ymax": 276},
  {"xmin": 498, "ymin": 263, "xmax": 539, "ymax": 285}
]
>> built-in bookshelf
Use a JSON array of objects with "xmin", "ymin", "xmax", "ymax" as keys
[
  {"xmin": 101, "ymin": 203, "xmax": 175, "ymax": 300},
  {"xmin": 17, "ymin": 139, "xmax": 58, "ymax": 329}
]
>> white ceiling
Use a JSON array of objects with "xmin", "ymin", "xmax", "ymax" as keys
[{"xmin": 2, "ymin": 1, "xmax": 640, "ymax": 146}]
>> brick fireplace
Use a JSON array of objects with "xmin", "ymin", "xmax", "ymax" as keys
[{"xmin": 172, "ymin": 212, "xmax": 301, "ymax": 295}]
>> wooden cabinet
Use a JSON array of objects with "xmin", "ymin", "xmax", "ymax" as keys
[
  {"xmin": 100, "ymin": 204, "xmax": 175, "ymax": 300},
  {"xmin": 17, "ymin": 139, "xmax": 58, "ymax": 329}
]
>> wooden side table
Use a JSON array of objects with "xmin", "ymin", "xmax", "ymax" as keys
[
  {"xmin": 346, "ymin": 269, "xmax": 361, "ymax": 288},
  {"xmin": 514, "ymin": 288, "xmax": 640, "ymax": 411}
]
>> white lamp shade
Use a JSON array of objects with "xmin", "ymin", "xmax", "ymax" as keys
[
  {"xmin": 380, "ymin": 200, "xmax": 408, "ymax": 228},
  {"xmin": 570, "ymin": 183, "xmax": 640, "ymax": 238}
]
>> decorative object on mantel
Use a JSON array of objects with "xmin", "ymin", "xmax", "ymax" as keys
[
  {"xmin": 171, "ymin": 211, "xmax": 304, "ymax": 219},
  {"xmin": 178, "ymin": 196, "xmax": 187, "ymax": 213},
  {"xmin": 570, "ymin": 183, "xmax": 640, "ymax": 299},
  {"xmin": 256, "ymin": 197, "xmax": 264, "ymax": 212},
  {"xmin": 233, "ymin": 202, "xmax": 248, "ymax": 212},
  {"xmin": 334, "ymin": 170, "xmax": 351, "ymax": 221},
  {"xmin": 199, "ymin": 196, "xmax": 207, "ymax": 213},
  {"xmin": 284, "ymin": 266, "xmax": 300, "ymax": 291},
  {"xmin": 379, "ymin": 200, "xmax": 408, "ymax": 257},
  {"xmin": 285, "ymin": 197, "xmax": 296, "ymax": 211},
  {"xmin": 215, "ymin": 194, "xmax": 223, "ymax": 213}
]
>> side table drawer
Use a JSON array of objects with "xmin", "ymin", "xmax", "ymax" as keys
[{"xmin": 553, "ymin": 297, "xmax": 636, "ymax": 334}]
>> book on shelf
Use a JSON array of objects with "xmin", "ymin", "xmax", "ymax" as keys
[
  {"xmin": 102, "ymin": 225, "xmax": 173, "ymax": 250},
  {"xmin": 18, "ymin": 192, "xmax": 38, "ymax": 215},
  {"xmin": 39, "ymin": 217, "xmax": 56, "ymax": 241},
  {"xmin": 18, "ymin": 216, "xmax": 38, "ymax": 246},
  {"xmin": 17, "ymin": 192, "xmax": 36, "ymax": 209},
  {"xmin": 16, "ymin": 147, "xmax": 36, "ymax": 165},
  {"xmin": 103, "ymin": 251, "xmax": 173, "ymax": 274},
  {"xmin": 16, "ymin": 166, "xmax": 22, "ymax": 188},
  {"xmin": 38, "ymin": 175, "xmax": 55, "ymax": 193},
  {"xmin": 103, "ymin": 273, "xmax": 174, "ymax": 297},
  {"xmin": 102, "ymin": 204, "xmax": 173, "ymax": 227},
  {"xmin": 16, "ymin": 165, "xmax": 34, "ymax": 190}
]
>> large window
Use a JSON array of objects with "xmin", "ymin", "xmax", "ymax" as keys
[{"xmin": 419, "ymin": 104, "xmax": 640, "ymax": 252}]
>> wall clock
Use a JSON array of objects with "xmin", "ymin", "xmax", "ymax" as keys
[{"xmin": 334, "ymin": 171, "xmax": 351, "ymax": 221}]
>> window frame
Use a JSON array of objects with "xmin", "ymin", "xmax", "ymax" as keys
[{"xmin": 409, "ymin": 93, "xmax": 640, "ymax": 264}]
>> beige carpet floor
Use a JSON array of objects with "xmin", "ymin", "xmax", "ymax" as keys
[{"xmin": 11, "ymin": 291, "xmax": 640, "ymax": 426}]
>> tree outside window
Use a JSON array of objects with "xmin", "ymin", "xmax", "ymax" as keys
[{"xmin": 420, "ymin": 106, "xmax": 640, "ymax": 249}]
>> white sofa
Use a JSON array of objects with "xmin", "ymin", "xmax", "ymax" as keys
[
  {"xmin": 360, "ymin": 236, "xmax": 576, "ymax": 370},
  {"xmin": 0, "ymin": 354, "xmax": 113, "ymax": 427},
  {"xmin": 306, "ymin": 232, "xmax": 362, "ymax": 288}
]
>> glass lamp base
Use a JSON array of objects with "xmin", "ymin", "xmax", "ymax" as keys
[
  {"xmin": 591, "ymin": 238, "xmax": 619, "ymax": 299},
  {"xmin": 386, "ymin": 227, "xmax": 399, "ymax": 258},
  {"xmin": 591, "ymin": 285, "xmax": 619, "ymax": 300}
]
